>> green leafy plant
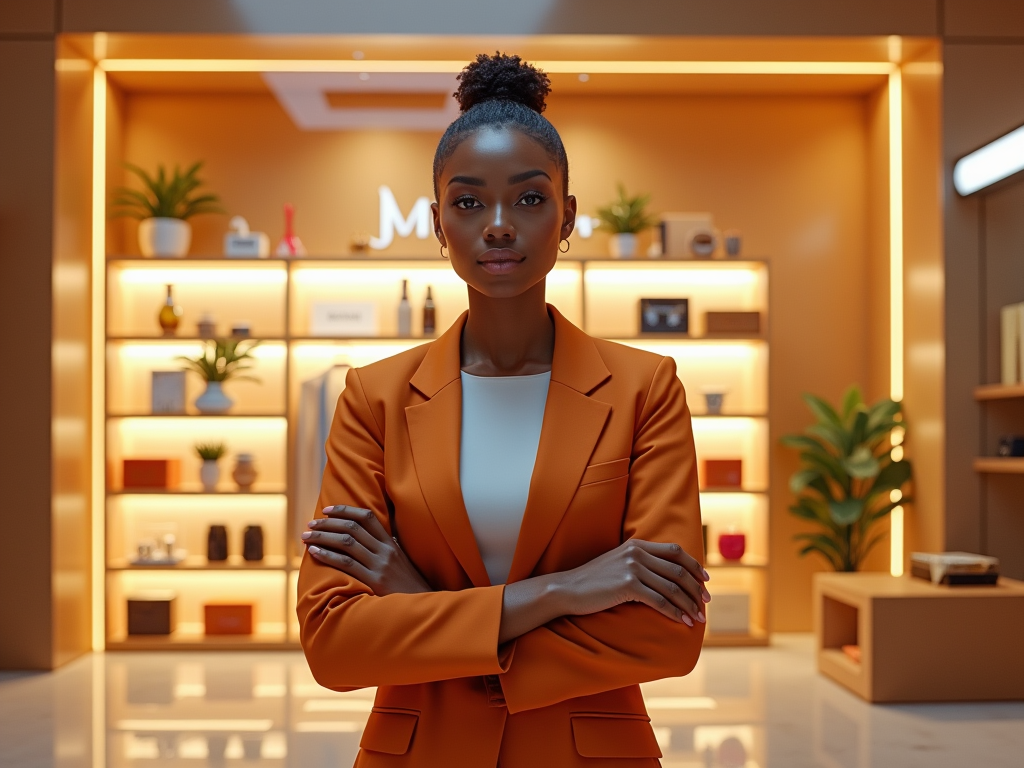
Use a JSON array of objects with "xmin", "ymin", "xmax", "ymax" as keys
[
  {"xmin": 195, "ymin": 443, "xmax": 227, "ymax": 461},
  {"xmin": 111, "ymin": 161, "xmax": 224, "ymax": 220},
  {"xmin": 178, "ymin": 339, "xmax": 260, "ymax": 384},
  {"xmin": 596, "ymin": 184, "xmax": 657, "ymax": 234},
  {"xmin": 781, "ymin": 386, "xmax": 913, "ymax": 572}
]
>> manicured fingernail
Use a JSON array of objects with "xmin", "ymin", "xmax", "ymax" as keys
[
  {"xmin": 300, "ymin": 531, "xmax": 312, "ymax": 540},
  {"xmin": 702, "ymin": 589, "xmax": 712, "ymax": 603},
  {"xmin": 308, "ymin": 546, "xmax": 320, "ymax": 555},
  {"xmin": 307, "ymin": 520, "xmax": 317, "ymax": 528},
  {"xmin": 702, "ymin": 568, "xmax": 711, "ymax": 581},
  {"xmin": 697, "ymin": 611, "xmax": 706, "ymax": 624},
  {"xmin": 681, "ymin": 614, "xmax": 694, "ymax": 627},
  {"xmin": 322, "ymin": 506, "xmax": 334, "ymax": 514}
]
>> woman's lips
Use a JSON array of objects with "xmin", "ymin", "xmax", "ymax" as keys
[{"xmin": 477, "ymin": 249, "xmax": 525, "ymax": 275}]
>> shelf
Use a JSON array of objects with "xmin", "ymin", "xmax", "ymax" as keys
[
  {"xmin": 974, "ymin": 382, "xmax": 1024, "ymax": 401},
  {"xmin": 108, "ymin": 412, "xmax": 286, "ymax": 419},
  {"xmin": 109, "ymin": 255, "xmax": 769, "ymax": 266},
  {"xmin": 109, "ymin": 489, "xmax": 286, "ymax": 496},
  {"xmin": 700, "ymin": 487, "xmax": 768, "ymax": 495},
  {"xmin": 704, "ymin": 629, "xmax": 770, "ymax": 647},
  {"xmin": 973, "ymin": 457, "xmax": 1024, "ymax": 474},
  {"xmin": 106, "ymin": 632, "xmax": 298, "ymax": 651},
  {"xmin": 108, "ymin": 335, "xmax": 286, "ymax": 342},
  {"xmin": 108, "ymin": 555, "xmax": 288, "ymax": 571},
  {"xmin": 706, "ymin": 556, "xmax": 768, "ymax": 569},
  {"xmin": 692, "ymin": 413, "xmax": 767, "ymax": 419}
]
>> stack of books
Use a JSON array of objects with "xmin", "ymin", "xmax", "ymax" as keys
[{"xmin": 910, "ymin": 552, "xmax": 1000, "ymax": 586}]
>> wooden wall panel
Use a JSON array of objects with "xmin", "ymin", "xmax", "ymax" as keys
[
  {"xmin": 0, "ymin": 0, "xmax": 56, "ymax": 35},
  {"xmin": 0, "ymin": 40, "xmax": 57, "ymax": 669},
  {"xmin": 946, "ymin": 0, "xmax": 1024, "ymax": 38}
]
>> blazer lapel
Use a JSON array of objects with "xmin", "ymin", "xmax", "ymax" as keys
[
  {"xmin": 406, "ymin": 313, "xmax": 491, "ymax": 588},
  {"xmin": 506, "ymin": 308, "xmax": 613, "ymax": 583}
]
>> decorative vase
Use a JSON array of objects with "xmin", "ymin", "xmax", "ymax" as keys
[
  {"xmin": 200, "ymin": 459, "xmax": 220, "ymax": 492},
  {"xmin": 158, "ymin": 284, "xmax": 183, "ymax": 336},
  {"xmin": 242, "ymin": 525, "xmax": 264, "ymax": 562},
  {"xmin": 139, "ymin": 217, "xmax": 192, "ymax": 258},
  {"xmin": 207, "ymin": 525, "xmax": 228, "ymax": 561},
  {"xmin": 195, "ymin": 381, "xmax": 234, "ymax": 414},
  {"xmin": 718, "ymin": 532, "xmax": 747, "ymax": 562},
  {"xmin": 609, "ymin": 232, "xmax": 638, "ymax": 259},
  {"xmin": 232, "ymin": 453, "xmax": 258, "ymax": 491}
]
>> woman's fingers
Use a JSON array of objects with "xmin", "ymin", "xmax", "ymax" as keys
[
  {"xmin": 630, "ymin": 580, "xmax": 694, "ymax": 626},
  {"xmin": 307, "ymin": 545, "xmax": 375, "ymax": 586},
  {"xmin": 638, "ymin": 549, "xmax": 708, "ymax": 609},
  {"xmin": 302, "ymin": 530, "xmax": 375, "ymax": 568},
  {"xmin": 635, "ymin": 561, "xmax": 704, "ymax": 624},
  {"xmin": 323, "ymin": 505, "xmax": 392, "ymax": 544},
  {"xmin": 308, "ymin": 513, "xmax": 382, "ymax": 554},
  {"xmin": 634, "ymin": 540, "xmax": 712, "ymax": 603}
]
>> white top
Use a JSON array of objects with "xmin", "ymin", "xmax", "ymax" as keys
[{"xmin": 459, "ymin": 370, "xmax": 551, "ymax": 585}]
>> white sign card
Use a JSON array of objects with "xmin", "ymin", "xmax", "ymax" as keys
[{"xmin": 311, "ymin": 302, "xmax": 378, "ymax": 337}]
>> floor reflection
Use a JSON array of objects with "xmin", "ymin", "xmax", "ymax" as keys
[{"xmin": 2, "ymin": 635, "xmax": 1023, "ymax": 767}]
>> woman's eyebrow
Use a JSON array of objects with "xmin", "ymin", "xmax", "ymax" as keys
[
  {"xmin": 509, "ymin": 169, "xmax": 550, "ymax": 184},
  {"xmin": 447, "ymin": 175, "xmax": 486, "ymax": 187}
]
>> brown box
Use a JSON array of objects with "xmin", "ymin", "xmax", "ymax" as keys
[
  {"xmin": 205, "ymin": 604, "xmax": 254, "ymax": 635},
  {"xmin": 123, "ymin": 459, "xmax": 181, "ymax": 490},
  {"xmin": 127, "ymin": 592, "xmax": 177, "ymax": 635},
  {"xmin": 705, "ymin": 311, "xmax": 761, "ymax": 335},
  {"xmin": 704, "ymin": 459, "xmax": 743, "ymax": 488}
]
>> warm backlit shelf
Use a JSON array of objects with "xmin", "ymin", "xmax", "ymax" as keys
[
  {"xmin": 692, "ymin": 413, "xmax": 767, "ymax": 419},
  {"xmin": 109, "ymin": 489, "xmax": 286, "ymax": 496},
  {"xmin": 973, "ymin": 457, "xmax": 1024, "ymax": 474},
  {"xmin": 700, "ymin": 488, "xmax": 768, "ymax": 495},
  {"xmin": 704, "ymin": 628, "xmax": 770, "ymax": 648},
  {"xmin": 706, "ymin": 556, "xmax": 768, "ymax": 569},
  {"xmin": 108, "ymin": 412, "xmax": 287, "ymax": 419},
  {"xmin": 108, "ymin": 335, "xmax": 288, "ymax": 342},
  {"xmin": 108, "ymin": 555, "xmax": 288, "ymax": 571},
  {"xmin": 974, "ymin": 383, "xmax": 1024, "ymax": 401},
  {"xmin": 106, "ymin": 632, "xmax": 297, "ymax": 651},
  {"xmin": 108, "ymin": 255, "xmax": 768, "ymax": 266}
]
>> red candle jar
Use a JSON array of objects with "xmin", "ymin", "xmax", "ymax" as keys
[{"xmin": 718, "ymin": 532, "xmax": 747, "ymax": 562}]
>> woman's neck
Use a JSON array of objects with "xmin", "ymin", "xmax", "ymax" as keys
[{"xmin": 460, "ymin": 279, "xmax": 554, "ymax": 377}]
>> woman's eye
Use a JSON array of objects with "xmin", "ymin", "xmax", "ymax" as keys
[
  {"xmin": 453, "ymin": 197, "xmax": 481, "ymax": 210},
  {"xmin": 519, "ymin": 193, "xmax": 545, "ymax": 206}
]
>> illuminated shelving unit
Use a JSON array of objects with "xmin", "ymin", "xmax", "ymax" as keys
[{"xmin": 105, "ymin": 255, "xmax": 769, "ymax": 648}]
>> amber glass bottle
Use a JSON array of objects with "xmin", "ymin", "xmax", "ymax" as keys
[
  {"xmin": 158, "ymin": 284, "xmax": 183, "ymax": 336},
  {"xmin": 423, "ymin": 286, "xmax": 436, "ymax": 337}
]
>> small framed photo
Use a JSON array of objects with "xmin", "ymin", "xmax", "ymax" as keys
[
  {"xmin": 151, "ymin": 371, "xmax": 187, "ymax": 414},
  {"xmin": 639, "ymin": 298, "xmax": 689, "ymax": 334}
]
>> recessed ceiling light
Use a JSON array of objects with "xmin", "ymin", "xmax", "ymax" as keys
[
  {"xmin": 954, "ymin": 124, "xmax": 1024, "ymax": 196},
  {"xmin": 578, "ymin": 73, "xmax": 590, "ymax": 82}
]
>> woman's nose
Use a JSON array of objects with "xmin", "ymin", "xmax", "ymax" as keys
[{"xmin": 483, "ymin": 203, "xmax": 516, "ymax": 241}]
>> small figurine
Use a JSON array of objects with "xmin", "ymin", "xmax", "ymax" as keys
[{"xmin": 275, "ymin": 204, "xmax": 307, "ymax": 256}]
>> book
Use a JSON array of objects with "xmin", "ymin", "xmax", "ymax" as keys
[{"xmin": 910, "ymin": 551, "xmax": 1000, "ymax": 586}]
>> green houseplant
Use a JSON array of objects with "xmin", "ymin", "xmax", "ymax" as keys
[
  {"xmin": 178, "ymin": 339, "xmax": 260, "ymax": 414},
  {"xmin": 194, "ymin": 442, "xmax": 227, "ymax": 492},
  {"xmin": 111, "ymin": 161, "xmax": 224, "ymax": 258},
  {"xmin": 781, "ymin": 386, "xmax": 913, "ymax": 571},
  {"xmin": 596, "ymin": 184, "xmax": 657, "ymax": 258}
]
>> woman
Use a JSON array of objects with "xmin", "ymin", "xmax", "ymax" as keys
[{"xmin": 297, "ymin": 53, "xmax": 710, "ymax": 767}]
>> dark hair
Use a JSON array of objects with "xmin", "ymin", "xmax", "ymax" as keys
[{"xmin": 433, "ymin": 52, "xmax": 569, "ymax": 198}]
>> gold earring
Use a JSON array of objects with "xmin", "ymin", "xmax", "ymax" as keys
[
  {"xmin": 559, "ymin": 238, "xmax": 571, "ymax": 253},
  {"xmin": 439, "ymin": 245, "xmax": 449, "ymax": 260}
]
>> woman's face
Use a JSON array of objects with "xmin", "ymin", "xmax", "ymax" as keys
[{"xmin": 432, "ymin": 127, "xmax": 576, "ymax": 299}]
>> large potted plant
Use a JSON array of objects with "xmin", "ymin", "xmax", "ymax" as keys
[
  {"xmin": 178, "ymin": 339, "xmax": 260, "ymax": 414},
  {"xmin": 781, "ymin": 386, "xmax": 913, "ymax": 572},
  {"xmin": 112, "ymin": 161, "xmax": 224, "ymax": 257},
  {"xmin": 596, "ymin": 184, "xmax": 657, "ymax": 258}
]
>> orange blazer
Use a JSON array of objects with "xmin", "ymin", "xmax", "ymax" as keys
[{"xmin": 297, "ymin": 306, "xmax": 705, "ymax": 767}]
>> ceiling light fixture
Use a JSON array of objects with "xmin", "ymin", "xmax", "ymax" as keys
[{"xmin": 953, "ymin": 124, "xmax": 1024, "ymax": 196}]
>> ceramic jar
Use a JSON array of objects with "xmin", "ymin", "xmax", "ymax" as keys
[
  {"xmin": 200, "ymin": 459, "xmax": 220, "ymax": 492},
  {"xmin": 232, "ymin": 454, "xmax": 258, "ymax": 492}
]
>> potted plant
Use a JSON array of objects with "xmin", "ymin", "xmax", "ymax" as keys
[
  {"xmin": 195, "ymin": 442, "xmax": 227, "ymax": 492},
  {"xmin": 178, "ymin": 339, "xmax": 260, "ymax": 414},
  {"xmin": 781, "ymin": 386, "xmax": 913, "ymax": 572},
  {"xmin": 596, "ymin": 184, "xmax": 657, "ymax": 258},
  {"xmin": 111, "ymin": 161, "xmax": 224, "ymax": 258}
]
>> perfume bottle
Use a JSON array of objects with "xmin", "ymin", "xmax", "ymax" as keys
[
  {"xmin": 158, "ymin": 284, "xmax": 183, "ymax": 336},
  {"xmin": 397, "ymin": 279, "xmax": 412, "ymax": 337},
  {"xmin": 423, "ymin": 286, "xmax": 436, "ymax": 337}
]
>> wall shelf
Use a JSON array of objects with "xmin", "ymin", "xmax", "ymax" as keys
[
  {"xmin": 973, "ymin": 457, "xmax": 1024, "ymax": 474},
  {"xmin": 108, "ymin": 556, "xmax": 288, "ymax": 571},
  {"xmin": 704, "ymin": 629, "xmax": 770, "ymax": 648},
  {"xmin": 974, "ymin": 383, "xmax": 1024, "ymax": 401}
]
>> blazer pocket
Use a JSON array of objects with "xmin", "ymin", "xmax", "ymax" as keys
[
  {"xmin": 571, "ymin": 713, "xmax": 663, "ymax": 758},
  {"xmin": 579, "ymin": 457, "xmax": 630, "ymax": 487},
  {"xmin": 359, "ymin": 708, "xmax": 419, "ymax": 755}
]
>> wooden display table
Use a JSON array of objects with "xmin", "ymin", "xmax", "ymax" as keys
[{"xmin": 813, "ymin": 572, "xmax": 1024, "ymax": 703}]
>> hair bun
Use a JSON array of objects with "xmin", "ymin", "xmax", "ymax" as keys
[{"xmin": 455, "ymin": 52, "xmax": 551, "ymax": 114}]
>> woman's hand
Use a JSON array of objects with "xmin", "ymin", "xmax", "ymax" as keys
[
  {"xmin": 498, "ymin": 539, "xmax": 710, "ymax": 644},
  {"xmin": 302, "ymin": 505, "xmax": 432, "ymax": 596}
]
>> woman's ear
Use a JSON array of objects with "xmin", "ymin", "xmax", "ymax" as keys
[
  {"xmin": 561, "ymin": 194, "xmax": 578, "ymax": 240},
  {"xmin": 430, "ymin": 201, "xmax": 447, "ymax": 247}
]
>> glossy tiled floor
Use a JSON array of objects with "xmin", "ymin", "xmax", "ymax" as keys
[{"xmin": 2, "ymin": 635, "xmax": 1023, "ymax": 768}]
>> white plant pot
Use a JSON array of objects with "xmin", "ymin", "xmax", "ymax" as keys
[
  {"xmin": 139, "ymin": 217, "xmax": 192, "ymax": 258},
  {"xmin": 200, "ymin": 460, "xmax": 221, "ymax": 492},
  {"xmin": 195, "ymin": 381, "xmax": 234, "ymax": 414},
  {"xmin": 609, "ymin": 232, "xmax": 638, "ymax": 259}
]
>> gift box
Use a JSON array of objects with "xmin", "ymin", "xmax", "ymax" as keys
[
  {"xmin": 205, "ymin": 604, "xmax": 254, "ymax": 635},
  {"xmin": 127, "ymin": 591, "xmax": 177, "ymax": 635},
  {"xmin": 123, "ymin": 459, "xmax": 181, "ymax": 490},
  {"xmin": 704, "ymin": 459, "xmax": 742, "ymax": 489}
]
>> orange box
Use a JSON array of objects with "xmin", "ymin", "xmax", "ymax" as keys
[
  {"xmin": 204, "ymin": 604, "xmax": 254, "ymax": 635},
  {"xmin": 704, "ymin": 459, "xmax": 743, "ymax": 489},
  {"xmin": 705, "ymin": 311, "xmax": 761, "ymax": 335},
  {"xmin": 123, "ymin": 459, "xmax": 181, "ymax": 490}
]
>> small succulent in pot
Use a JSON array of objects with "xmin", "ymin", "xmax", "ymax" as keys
[
  {"xmin": 195, "ymin": 443, "xmax": 227, "ymax": 462},
  {"xmin": 111, "ymin": 161, "xmax": 224, "ymax": 257},
  {"xmin": 178, "ymin": 339, "xmax": 260, "ymax": 414},
  {"xmin": 195, "ymin": 442, "xmax": 227, "ymax": 492},
  {"xmin": 596, "ymin": 183, "xmax": 657, "ymax": 258}
]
